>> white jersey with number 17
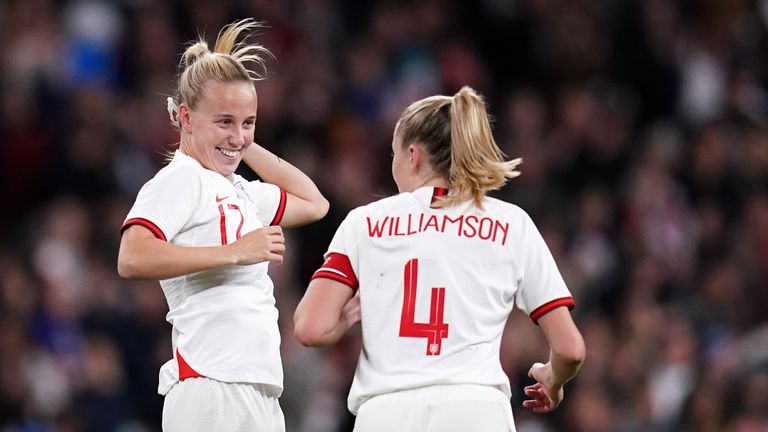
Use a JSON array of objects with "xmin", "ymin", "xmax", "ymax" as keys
[
  {"xmin": 122, "ymin": 150, "xmax": 287, "ymax": 396},
  {"xmin": 312, "ymin": 186, "xmax": 575, "ymax": 415}
]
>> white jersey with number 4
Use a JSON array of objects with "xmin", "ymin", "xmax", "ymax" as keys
[
  {"xmin": 312, "ymin": 186, "xmax": 575, "ymax": 414},
  {"xmin": 122, "ymin": 150, "xmax": 287, "ymax": 396}
]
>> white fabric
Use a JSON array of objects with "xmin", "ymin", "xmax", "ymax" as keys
[
  {"xmin": 124, "ymin": 150, "xmax": 285, "ymax": 395},
  {"xmin": 162, "ymin": 378, "xmax": 285, "ymax": 432},
  {"xmin": 320, "ymin": 186, "xmax": 573, "ymax": 414},
  {"xmin": 353, "ymin": 384, "xmax": 515, "ymax": 432}
]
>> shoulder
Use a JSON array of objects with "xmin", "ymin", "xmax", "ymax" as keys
[
  {"xmin": 135, "ymin": 154, "xmax": 213, "ymax": 202},
  {"xmin": 483, "ymin": 196, "xmax": 530, "ymax": 221},
  {"xmin": 353, "ymin": 192, "xmax": 414, "ymax": 217},
  {"xmin": 336, "ymin": 194, "xmax": 401, "ymax": 228},
  {"xmin": 235, "ymin": 175, "xmax": 273, "ymax": 192},
  {"xmin": 369, "ymin": 192, "xmax": 419, "ymax": 212},
  {"xmin": 153, "ymin": 153, "xmax": 206, "ymax": 184}
]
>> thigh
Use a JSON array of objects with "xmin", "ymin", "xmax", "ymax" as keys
[
  {"xmin": 353, "ymin": 393, "xmax": 421, "ymax": 432},
  {"xmin": 428, "ymin": 398, "xmax": 515, "ymax": 432},
  {"xmin": 353, "ymin": 386, "xmax": 515, "ymax": 432},
  {"xmin": 162, "ymin": 379, "xmax": 285, "ymax": 432},
  {"xmin": 163, "ymin": 379, "xmax": 221, "ymax": 432},
  {"xmin": 240, "ymin": 384, "xmax": 285, "ymax": 432}
]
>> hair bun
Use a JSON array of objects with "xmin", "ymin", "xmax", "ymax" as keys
[{"xmin": 182, "ymin": 42, "xmax": 210, "ymax": 67}]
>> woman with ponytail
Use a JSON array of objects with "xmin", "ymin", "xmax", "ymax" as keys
[
  {"xmin": 117, "ymin": 19, "xmax": 328, "ymax": 431},
  {"xmin": 294, "ymin": 86, "xmax": 584, "ymax": 431}
]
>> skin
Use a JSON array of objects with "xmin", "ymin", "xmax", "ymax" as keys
[
  {"xmin": 118, "ymin": 79, "xmax": 329, "ymax": 280},
  {"xmin": 179, "ymin": 79, "xmax": 330, "ymax": 227},
  {"xmin": 522, "ymin": 307, "xmax": 585, "ymax": 413},
  {"xmin": 179, "ymin": 80, "xmax": 257, "ymax": 181},
  {"xmin": 390, "ymin": 132, "xmax": 449, "ymax": 194},
  {"xmin": 295, "ymin": 130, "xmax": 585, "ymax": 415}
]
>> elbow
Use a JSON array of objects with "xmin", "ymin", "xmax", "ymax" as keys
[
  {"xmin": 117, "ymin": 254, "xmax": 144, "ymax": 280},
  {"xmin": 293, "ymin": 315, "xmax": 330, "ymax": 347},
  {"xmin": 554, "ymin": 335, "xmax": 586, "ymax": 368},
  {"xmin": 117, "ymin": 260, "xmax": 134, "ymax": 279},
  {"xmin": 293, "ymin": 319, "xmax": 320, "ymax": 347},
  {"xmin": 311, "ymin": 196, "xmax": 330, "ymax": 221}
]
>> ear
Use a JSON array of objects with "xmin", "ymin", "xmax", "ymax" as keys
[
  {"xmin": 408, "ymin": 144, "xmax": 423, "ymax": 172},
  {"xmin": 179, "ymin": 103, "xmax": 193, "ymax": 133}
]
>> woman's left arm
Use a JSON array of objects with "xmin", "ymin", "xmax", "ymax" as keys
[{"xmin": 242, "ymin": 143, "xmax": 329, "ymax": 227}]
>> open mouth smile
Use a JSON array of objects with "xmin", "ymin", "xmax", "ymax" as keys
[{"xmin": 217, "ymin": 148, "xmax": 241, "ymax": 159}]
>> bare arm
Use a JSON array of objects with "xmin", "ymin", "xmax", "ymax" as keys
[
  {"xmin": 242, "ymin": 144, "xmax": 329, "ymax": 227},
  {"xmin": 294, "ymin": 278, "xmax": 359, "ymax": 347},
  {"xmin": 523, "ymin": 306, "xmax": 585, "ymax": 413},
  {"xmin": 117, "ymin": 224, "xmax": 285, "ymax": 280}
]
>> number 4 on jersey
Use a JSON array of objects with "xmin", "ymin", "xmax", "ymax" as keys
[{"xmin": 399, "ymin": 259, "xmax": 449, "ymax": 355}]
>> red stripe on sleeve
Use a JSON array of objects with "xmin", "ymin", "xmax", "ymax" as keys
[
  {"xmin": 121, "ymin": 218, "xmax": 167, "ymax": 241},
  {"xmin": 529, "ymin": 297, "xmax": 576, "ymax": 324},
  {"xmin": 270, "ymin": 188, "xmax": 287, "ymax": 226},
  {"xmin": 311, "ymin": 252, "xmax": 359, "ymax": 291}
]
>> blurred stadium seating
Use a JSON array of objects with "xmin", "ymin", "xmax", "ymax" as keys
[{"xmin": 1, "ymin": 0, "xmax": 767, "ymax": 431}]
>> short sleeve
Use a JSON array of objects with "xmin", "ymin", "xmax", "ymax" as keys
[
  {"xmin": 122, "ymin": 164, "xmax": 202, "ymax": 241},
  {"xmin": 514, "ymin": 212, "xmax": 575, "ymax": 324},
  {"xmin": 242, "ymin": 180, "xmax": 286, "ymax": 227},
  {"xmin": 311, "ymin": 208, "xmax": 364, "ymax": 291}
]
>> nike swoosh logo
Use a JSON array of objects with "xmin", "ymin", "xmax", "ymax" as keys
[{"xmin": 215, "ymin": 194, "xmax": 230, "ymax": 202}]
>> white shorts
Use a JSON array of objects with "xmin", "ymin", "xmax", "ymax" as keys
[
  {"xmin": 162, "ymin": 378, "xmax": 285, "ymax": 432},
  {"xmin": 353, "ymin": 384, "xmax": 515, "ymax": 432}
]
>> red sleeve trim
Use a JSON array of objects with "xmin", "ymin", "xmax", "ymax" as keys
[
  {"xmin": 121, "ymin": 218, "xmax": 167, "ymax": 241},
  {"xmin": 311, "ymin": 252, "xmax": 359, "ymax": 291},
  {"xmin": 270, "ymin": 187, "xmax": 287, "ymax": 226},
  {"xmin": 311, "ymin": 271, "xmax": 359, "ymax": 292},
  {"xmin": 530, "ymin": 297, "xmax": 575, "ymax": 324},
  {"xmin": 176, "ymin": 348, "xmax": 205, "ymax": 381}
]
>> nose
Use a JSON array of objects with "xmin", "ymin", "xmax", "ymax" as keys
[{"xmin": 229, "ymin": 126, "xmax": 246, "ymax": 147}]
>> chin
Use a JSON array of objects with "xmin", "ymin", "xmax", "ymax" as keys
[{"xmin": 217, "ymin": 161, "xmax": 240, "ymax": 175}]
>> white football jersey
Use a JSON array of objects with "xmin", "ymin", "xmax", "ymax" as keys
[
  {"xmin": 312, "ymin": 186, "xmax": 575, "ymax": 414},
  {"xmin": 122, "ymin": 150, "xmax": 287, "ymax": 396}
]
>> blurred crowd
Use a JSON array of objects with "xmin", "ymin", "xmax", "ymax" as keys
[{"xmin": 1, "ymin": 0, "xmax": 768, "ymax": 431}]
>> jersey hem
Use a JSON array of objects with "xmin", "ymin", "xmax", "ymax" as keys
[{"xmin": 176, "ymin": 348, "xmax": 205, "ymax": 381}]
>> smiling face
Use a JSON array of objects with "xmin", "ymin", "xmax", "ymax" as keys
[{"xmin": 180, "ymin": 80, "xmax": 257, "ymax": 179}]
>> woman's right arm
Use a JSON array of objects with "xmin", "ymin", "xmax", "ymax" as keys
[
  {"xmin": 523, "ymin": 307, "xmax": 585, "ymax": 413},
  {"xmin": 117, "ymin": 224, "xmax": 285, "ymax": 280},
  {"xmin": 293, "ymin": 278, "xmax": 359, "ymax": 347}
]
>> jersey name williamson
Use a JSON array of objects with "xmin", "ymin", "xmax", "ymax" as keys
[{"xmin": 366, "ymin": 213, "xmax": 509, "ymax": 245}]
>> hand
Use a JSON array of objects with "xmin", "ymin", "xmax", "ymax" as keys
[
  {"xmin": 342, "ymin": 292, "xmax": 361, "ymax": 327},
  {"xmin": 523, "ymin": 362, "xmax": 564, "ymax": 413},
  {"xmin": 227, "ymin": 226, "xmax": 285, "ymax": 265}
]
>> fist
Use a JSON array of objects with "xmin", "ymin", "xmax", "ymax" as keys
[{"xmin": 229, "ymin": 225, "xmax": 285, "ymax": 265}]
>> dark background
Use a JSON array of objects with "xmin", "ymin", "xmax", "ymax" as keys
[{"xmin": 1, "ymin": 0, "xmax": 767, "ymax": 431}]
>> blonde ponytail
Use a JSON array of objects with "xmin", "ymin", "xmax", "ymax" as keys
[
  {"xmin": 167, "ymin": 19, "xmax": 273, "ymax": 129},
  {"xmin": 444, "ymin": 86, "xmax": 521, "ymax": 208},
  {"xmin": 395, "ymin": 86, "xmax": 521, "ymax": 209}
]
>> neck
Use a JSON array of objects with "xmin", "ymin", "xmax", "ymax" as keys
[
  {"xmin": 411, "ymin": 173, "xmax": 449, "ymax": 191},
  {"xmin": 179, "ymin": 136, "xmax": 193, "ymax": 156}
]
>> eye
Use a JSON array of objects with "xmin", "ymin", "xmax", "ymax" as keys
[
  {"xmin": 217, "ymin": 118, "xmax": 232, "ymax": 126},
  {"xmin": 243, "ymin": 119, "xmax": 256, "ymax": 128}
]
